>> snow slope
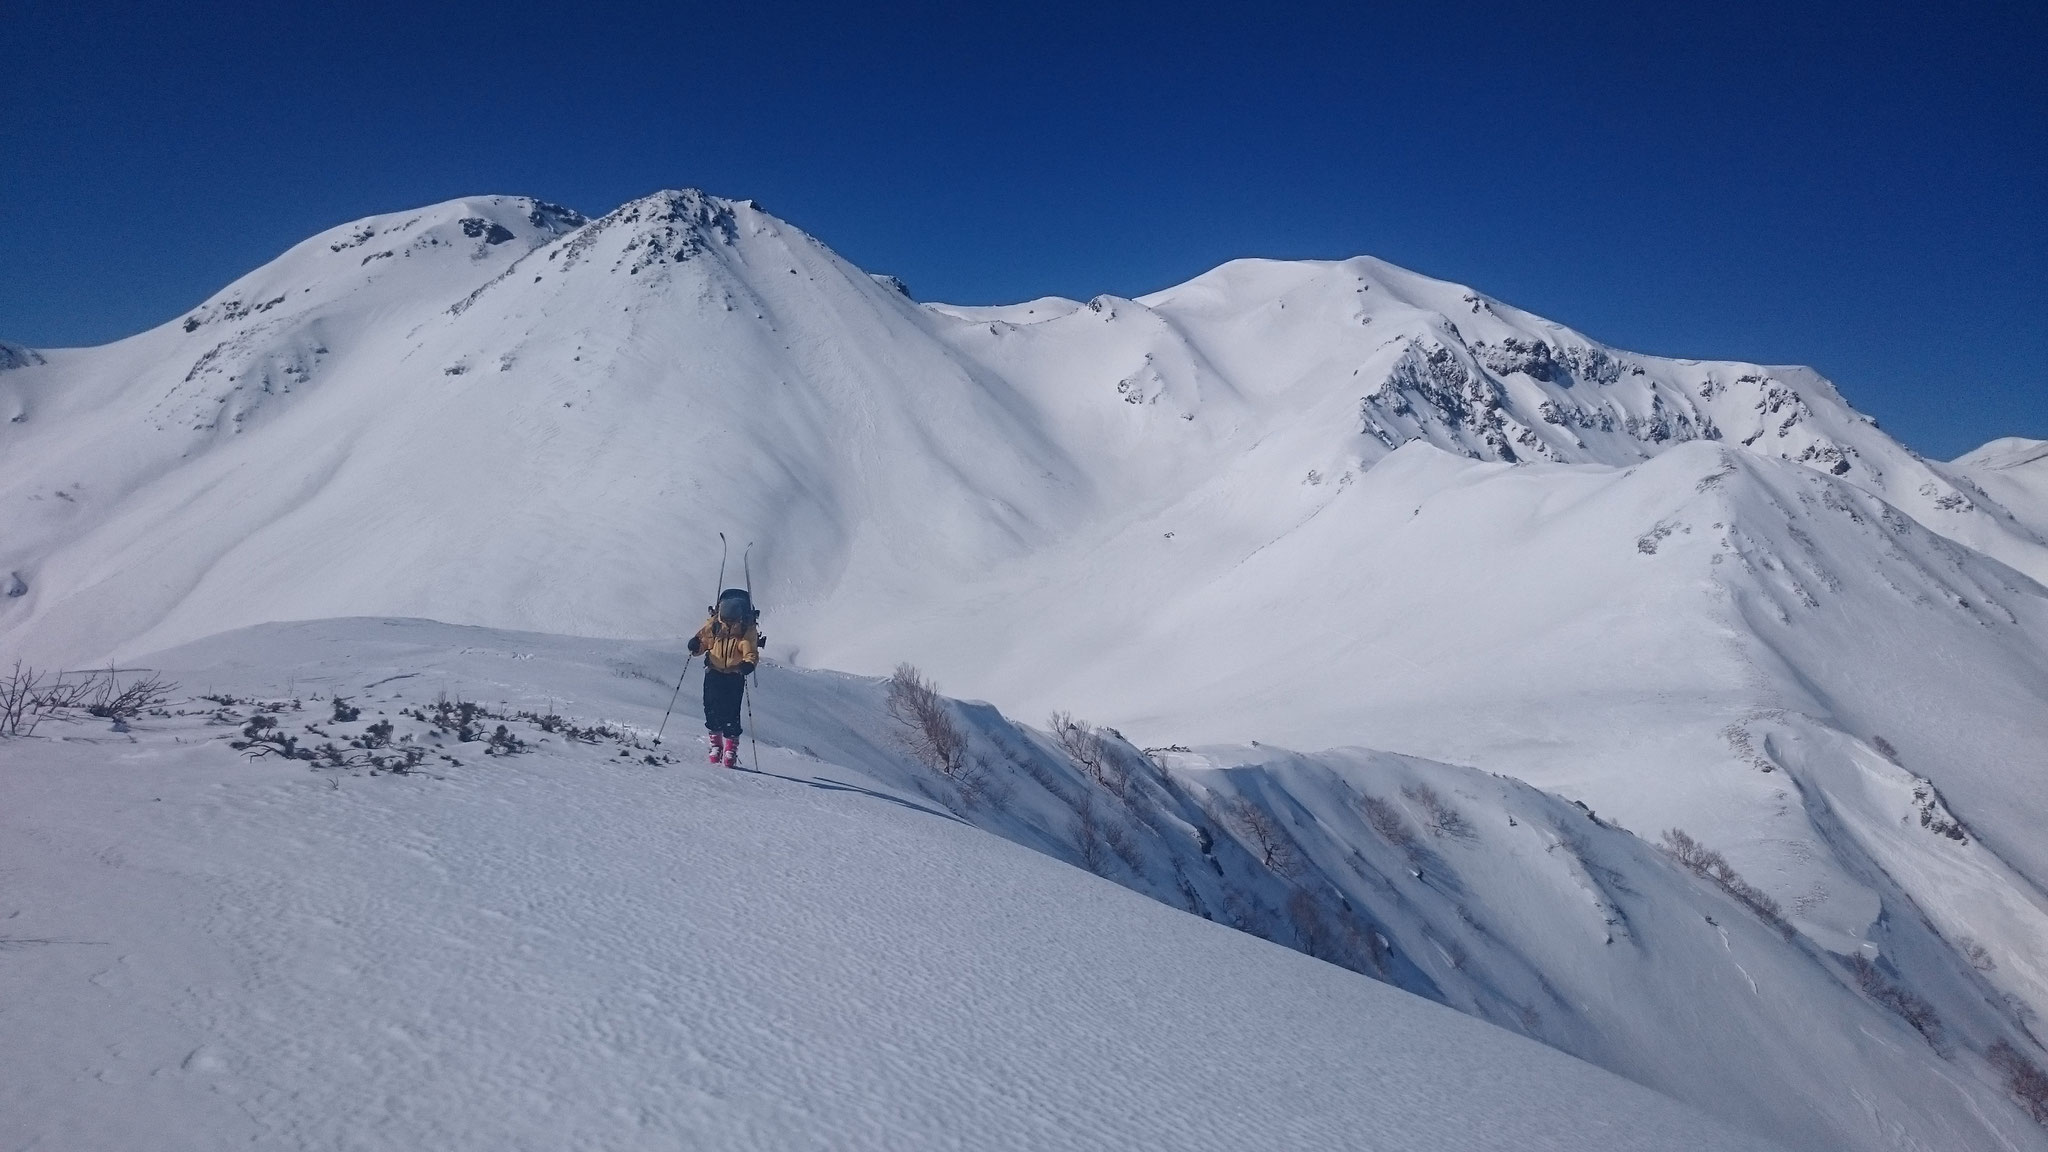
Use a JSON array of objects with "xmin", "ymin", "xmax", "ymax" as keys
[
  {"xmin": 0, "ymin": 622, "xmax": 1789, "ymax": 1152},
  {"xmin": 1957, "ymin": 437, "xmax": 2048, "ymax": 544}
]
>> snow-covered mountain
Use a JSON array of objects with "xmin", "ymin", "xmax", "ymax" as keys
[
  {"xmin": 3, "ymin": 188, "xmax": 2042, "ymax": 666},
  {"xmin": 1957, "ymin": 436, "xmax": 2048, "ymax": 544},
  {"xmin": 5, "ymin": 190, "xmax": 2047, "ymax": 1149}
]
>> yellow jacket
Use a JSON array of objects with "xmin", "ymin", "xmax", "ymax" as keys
[{"xmin": 691, "ymin": 617, "xmax": 760, "ymax": 674}]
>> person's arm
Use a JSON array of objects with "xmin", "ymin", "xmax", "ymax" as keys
[{"xmin": 737, "ymin": 628, "xmax": 759, "ymax": 675}]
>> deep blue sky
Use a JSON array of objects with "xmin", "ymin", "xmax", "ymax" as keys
[{"xmin": 5, "ymin": 0, "xmax": 2041, "ymax": 458}]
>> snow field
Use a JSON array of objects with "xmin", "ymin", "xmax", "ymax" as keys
[{"xmin": 1, "ymin": 624, "xmax": 1787, "ymax": 1152}]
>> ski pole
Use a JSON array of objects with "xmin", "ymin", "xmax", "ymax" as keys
[
  {"xmin": 659, "ymin": 534, "xmax": 727, "ymax": 746},
  {"xmin": 654, "ymin": 652, "xmax": 695, "ymax": 745},
  {"xmin": 745, "ymin": 669, "xmax": 761, "ymax": 771}
]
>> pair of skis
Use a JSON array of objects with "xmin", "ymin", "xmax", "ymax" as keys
[{"xmin": 653, "ymin": 534, "xmax": 755, "ymax": 756}]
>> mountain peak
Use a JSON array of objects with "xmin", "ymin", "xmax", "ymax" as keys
[
  {"xmin": 1956, "ymin": 436, "xmax": 2048, "ymax": 470},
  {"xmin": 550, "ymin": 188, "xmax": 754, "ymax": 276}
]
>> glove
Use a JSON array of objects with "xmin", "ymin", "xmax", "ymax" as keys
[
  {"xmin": 687, "ymin": 636, "xmax": 702, "ymax": 654},
  {"xmin": 738, "ymin": 661, "xmax": 756, "ymax": 676}
]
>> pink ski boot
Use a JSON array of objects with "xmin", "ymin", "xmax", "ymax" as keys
[
  {"xmin": 723, "ymin": 738, "xmax": 740, "ymax": 769},
  {"xmin": 707, "ymin": 733, "xmax": 725, "ymax": 764}
]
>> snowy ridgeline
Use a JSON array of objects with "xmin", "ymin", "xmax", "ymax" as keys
[
  {"xmin": 4, "ymin": 619, "xmax": 2044, "ymax": 1152},
  {"xmin": 1, "ymin": 188, "xmax": 2044, "ymax": 668}
]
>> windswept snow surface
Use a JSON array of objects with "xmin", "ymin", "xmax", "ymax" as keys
[{"xmin": 0, "ymin": 622, "xmax": 1786, "ymax": 1152}]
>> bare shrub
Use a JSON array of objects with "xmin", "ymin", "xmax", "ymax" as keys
[
  {"xmin": 483, "ymin": 724, "xmax": 527, "ymax": 756},
  {"xmin": 232, "ymin": 714, "xmax": 425, "ymax": 773},
  {"xmin": 1100, "ymin": 813, "xmax": 1145, "ymax": 875},
  {"xmin": 1173, "ymin": 866, "xmax": 1210, "ymax": 919},
  {"xmin": 1660, "ymin": 828, "xmax": 1791, "ymax": 936},
  {"xmin": 1989, "ymin": 1039, "xmax": 2048, "ymax": 1126},
  {"xmin": 1050, "ymin": 712, "xmax": 1130, "ymax": 799},
  {"xmin": 1960, "ymin": 936, "xmax": 1997, "ymax": 972},
  {"xmin": 945, "ymin": 754, "xmax": 1007, "ymax": 813},
  {"xmin": 1339, "ymin": 916, "xmax": 1389, "ymax": 978},
  {"xmin": 1871, "ymin": 735, "xmax": 1901, "ymax": 763},
  {"xmin": 1287, "ymin": 887, "xmax": 1335, "ymax": 959},
  {"xmin": 1661, "ymin": 827, "xmax": 1717, "ymax": 872},
  {"xmin": 1073, "ymin": 798, "xmax": 1110, "ymax": 874},
  {"xmin": 1221, "ymin": 796, "xmax": 1299, "ymax": 876},
  {"xmin": 1846, "ymin": 955, "xmax": 1945, "ymax": 1048},
  {"xmin": 1402, "ymin": 781, "xmax": 1473, "ymax": 840},
  {"xmin": 1361, "ymin": 793, "xmax": 1419, "ymax": 852},
  {"xmin": 0, "ymin": 662, "xmax": 43, "ymax": 736},
  {"xmin": 32, "ymin": 670, "xmax": 104, "ymax": 712},
  {"xmin": 887, "ymin": 664, "xmax": 968, "ymax": 778},
  {"xmin": 1219, "ymin": 883, "xmax": 1272, "ymax": 938},
  {"xmin": 86, "ymin": 668, "xmax": 176, "ymax": 719},
  {"xmin": 2, "ymin": 664, "xmax": 180, "ymax": 735}
]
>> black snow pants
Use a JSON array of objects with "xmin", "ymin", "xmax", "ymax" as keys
[{"xmin": 702, "ymin": 668, "xmax": 746, "ymax": 738}]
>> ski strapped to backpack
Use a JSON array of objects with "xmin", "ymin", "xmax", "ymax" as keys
[
  {"xmin": 654, "ymin": 534, "xmax": 732, "ymax": 745},
  {"xmin": 655, "ymin": 537, "xmax": 766, "ymax": 757}
]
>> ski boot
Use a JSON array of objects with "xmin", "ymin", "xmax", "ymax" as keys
[
  {"xmin": 723, "ymin": 736, "xmax": 740, "ymax": 769},
  {"xmin": 707, "ymin": 733, "xmax": 726, "ymax": 764}
]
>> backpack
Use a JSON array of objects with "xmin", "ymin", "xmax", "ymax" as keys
[{"xmin": 714, "ymin": 588, "xmax": 761, "ymax": 627}]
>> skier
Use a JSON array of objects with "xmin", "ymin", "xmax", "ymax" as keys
[{"xmin": 688, "ymin": 588, "xmax": 760, "ymax": 767}]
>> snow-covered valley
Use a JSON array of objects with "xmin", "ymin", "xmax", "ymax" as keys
[{"xmin": 4, "ymin": 190, "xmax": 2047, "ymax": 1150}]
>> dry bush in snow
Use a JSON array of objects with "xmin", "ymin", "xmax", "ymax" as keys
[
  {"xmin": 0, "ymin": 663, "xmax": 180, "ymax": 736},
  {"xmin": 887, "ymin": 664, "xmax": 968, "ymax": 779},
  {"xmin": 1361, "ymin": 793, "xmax": 1420, "ymax": 853},
  {"xmin": 1049, "ymin": 712, "xmax": 1130, "ymax": 800},
  {"xmin": 1846, "ymin": 955, "xmax": 1946, "ymax": 1049},
  {"xmin": 0, "ymin": 662, "xmax": 42, "ymax": 736},
  {"xmin": 1100, "ymin": 813, "xmax": 1145, "ymax": 876},
  {"xmin": 1340, "ymin": 916, "xmax": 1391, "ymax": 979},
  {"xmin": 1220, "ymin": 795, "xmax": 1300, "ymax": 876},
  {"xmin": 1402, "ymin": 781, "xmax": 1473, "ymax": 840},
  {"xmin": 1989, "ymin": 1040, "xmax": 2048, "ymax": 1126},
  {"xmin": 1072, "ymin": 798, "xmax": 1110, "ymax": 875},
  {"xmin": 1286, "ymin": 887, "xmax": 1335, "ymax": 960},
  {"xmin": 81, "ymin": 666, "xmax": 176, "ymax": 719},
  {"xmin": 1660, "ymin": 828, "xmax": 1791, "ymax": 936},
  {"xmin": 1219, "ymin": 882, "xmax": 1272, "ymax": 938}
]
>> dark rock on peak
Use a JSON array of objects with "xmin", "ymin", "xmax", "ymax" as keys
[
  {"xmin": 869, "ymin": 274, "xmax": 912, "ymax": 299},
  {"xmin": 555, "ymin": 189, "xmax": 741, "ymax": 275},
  {"xmin": 525, "ymin": 200, "xmax": 587, "ymax": 234},
  {"xmin": 0, "ymin": 342, "xmax": 45, "ymax": 371},
  {"xmin": 461, "ymin": 218, "xmax": 518, "ymax": 245}
]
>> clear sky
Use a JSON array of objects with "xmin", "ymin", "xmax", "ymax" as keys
[{"xmin": 4, "ymin": 0, "xmax": 2041, "ymax": 458}]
